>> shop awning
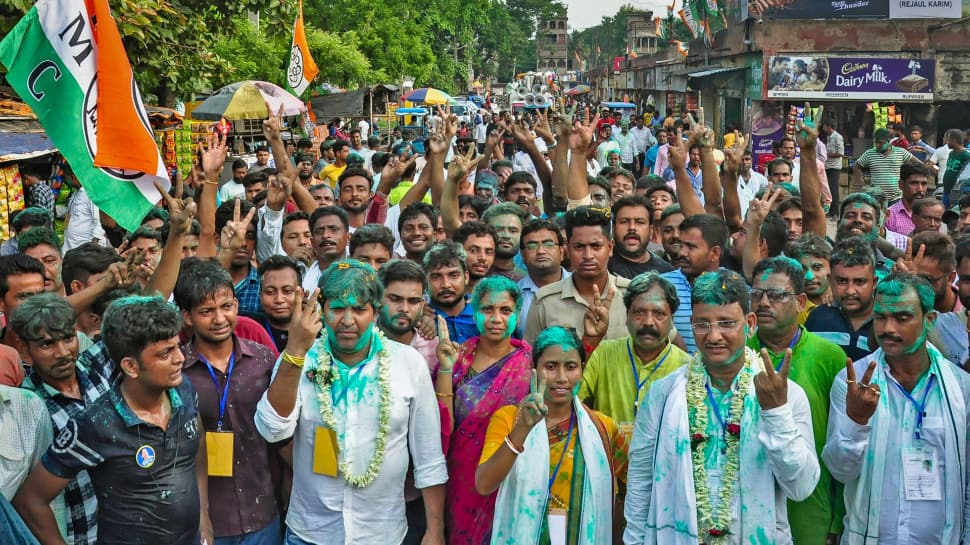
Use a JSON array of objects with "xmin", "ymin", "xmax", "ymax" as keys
[
  {"xmin": 0, "ymin": 132, "xmax": 56, "ymax": 163},
  {"xmin": 687, "ymin": 67, "xmax": 745, "ymax": 90}
]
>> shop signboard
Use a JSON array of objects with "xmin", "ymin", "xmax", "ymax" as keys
[
  {"xmin": 749, "ymin": 101, "xmax": 785, "ymax": 173},
  {"xmin": 890, "ymin": 0, "xmax": 962, "ymax": 18},
  {"xmin": 765, "ymin": 56, "xmax": 934, "ymax": 101}
]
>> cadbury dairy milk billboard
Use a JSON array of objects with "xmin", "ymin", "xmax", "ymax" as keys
[{"xmin": 765, "ymin": 56, "xmax": 935, "ymax": 101}]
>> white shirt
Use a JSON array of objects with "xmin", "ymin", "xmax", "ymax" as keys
[
  {"xmin": 475, "ymin": 122, "xmax": 488, "ymax": 144},
  {"xmin": 629, "ymin": 126, "xmax": 656, "ymax": 153},
  {"xmin": 823, "ymin": 350, "xmax": 970, "ymax": 545},
  {"xmin": 736, "ymin": 170, "xmax": 769, "ymax": 213},
  {"xmin": 302, "ymin": 261, "xmax": 323, "ymax": 292},
  {"xmin": 824, "ymin": 130, "xmax": 845, "ymax": 170},
  {"xmin": 218, "ymin": 180, "xmax": 246, "ymax": 202},
  {"xmin": 930, "ymin": 146, "xmax": 952, "ymax": 186},
  {"xmin": 358, "ymin": 120, "xmax": 370, "ymax": 140},
  {"xmin": 255, "ymin": 336, "xmax": 447, "ymax": 545},
  {"xmin": 62, "ymin": 188, "xmax": 107, "ymax": 252}
]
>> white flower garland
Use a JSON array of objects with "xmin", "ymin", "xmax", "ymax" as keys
[
  {"xmin": 305, "ymin": 328, "xmax": 392, "ymax": 488},
  {"xmin": 686, "ymin": 348, "xmax": 757, "ymax": 544}
]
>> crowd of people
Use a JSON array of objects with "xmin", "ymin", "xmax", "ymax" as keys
[{"xmin": 0, "ymin": 100, "xmax": 969, "ymax": 545}]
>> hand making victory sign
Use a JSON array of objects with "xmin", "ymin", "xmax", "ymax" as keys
[
  {"xmin": 435, "ymin": 315, "xmax": 461, "ymax": 374},
  {"xmin": 514, "ymin": 369, "xmax": 549, "ymax": 432},
  {"xmin": 754, "ymin": 348, "xmax": 791, "ymax": 410},
  {"xmin": 844, "ymin": 357, "xmax": 881, "ymax": 425}
]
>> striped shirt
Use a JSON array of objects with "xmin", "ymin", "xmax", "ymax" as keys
[
  {"xmin": 855, "ymin": 146, "xmax": 915, "ymax": 201},
  {"xmin": 661, "ymin": 268, "xmax": 697, "ymax": 354},
  {"xmin": 21, "ymin": 359, "xmax": 112, "ymax": 544}
]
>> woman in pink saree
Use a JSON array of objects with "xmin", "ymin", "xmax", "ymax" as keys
[{"xmin": 435, "ymin": 276, "xmax": 533, "ymax": 545}]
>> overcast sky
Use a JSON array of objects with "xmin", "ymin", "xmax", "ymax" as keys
[{"xmin": 565, "ymin": 0, "xmax": 669, "ymax": 30}]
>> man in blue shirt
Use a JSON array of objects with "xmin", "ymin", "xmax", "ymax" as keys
[{"xmin": 424, "ymin": 241, "xmax": 479, "ymax": 344}]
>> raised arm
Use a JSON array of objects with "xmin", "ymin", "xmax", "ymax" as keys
[
  {"xmin": 721, "ymin": 135, "xmax": 749, "ymax": 231},
  {"xmin": 567, "ymin": 110, "xmax": 599, "ymax": 202},
  {"xmin": 795, "ymin": 103, "xmax": 826, "ymax": 237},
  {"xmin": 689, "ymin": 111, "xmax": 724, "ymax": 217},
  {"xmin": 264, "ymin": 105, "xmax": 297, "ymax": 180},
  {"xmin": 442, "ymin": 146, "xmax": 484, "ymax": 235},
  {"xmin": 145, "ymin": 178, "xmax": 197, "ymax": 298},
  {"xmin": 531, "ymin": 109, "xmax": 557, "ymax": 212},
  {"xmin": 550, "ymin": 108, "xmax": 574, "ymax": 208},
  {"xmin": 742, "ymin": 186, "xmax": 782, "ymax": 280},
  {"xmin": 196, "ymin": 132, "xmax": 228, "ymax": 258},
  {"xmin": 669, "ymin": 128, "xmax": 705, "ymax": 217}
]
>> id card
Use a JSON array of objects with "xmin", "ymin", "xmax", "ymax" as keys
[
  {"xmin": 548, "ymin": 508, "xmax": 567, "ymax": 545},
  {"xmin": 313, "ymin": 426, "xmax": 339, "ymax": 477},
  {"xmin": 206, "ymin": 431, "xmax": 234, "ymax": 477},
  {"xmin": 903, "ymin": 446, "xmax": 942, "ymax": 501},
  {"xmin": 619, "ymin": 422, "xmax": 634, "ymax": 444}
]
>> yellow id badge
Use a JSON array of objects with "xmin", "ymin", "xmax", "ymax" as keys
[
  {"xmin": 313, "ymin": 426, "xmax": 339, "ymax": 477},
  {"xmin": 206, "ymin": 431, "xmax": 234, "ymax": 477},
  {"xmin": 619, "ymin": 422, "xmax": 635, "ymax": 444}
]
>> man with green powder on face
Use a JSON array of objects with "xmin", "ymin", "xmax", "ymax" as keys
[
  {"xmin": 789, "ymin": 233, "xmax": 833, "ymax": 324},
  {"xmin": 824, "ymin": 273, "xmax": 970, "ymax": 545},
  {"xmin": 256, "ymin": 259, "xmax": 448, "ymax": 545},
  {"xmin": 748, "ymin": 257, "xmax": 847, "ymax": 545},
  {"xmin": 853, "ymin": 128, "xmax": 921, "ymax": 203},
  {"xmin": 625, "ymin": 269, "xmax": 819, "ymax": 545}
]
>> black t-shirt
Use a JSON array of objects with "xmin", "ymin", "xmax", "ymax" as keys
[
  {"xmin": 607, "ymin": 252, "xmax": 675, "ymax": 280},
  {"xmin": 43, "ymin": 379, "xmax": 202, "ymax": 545},
  {"xmin": 720, "ymin": 252, "xmax": 744, "ymax": 274},
  {"xmin": 243, "ymin": 311, "xmax": 289, "ymax": 352}
]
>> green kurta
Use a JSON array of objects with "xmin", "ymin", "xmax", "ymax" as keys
[{"xmin": 749, "ymin": 326, "xmax": 847, "ymax": 544}]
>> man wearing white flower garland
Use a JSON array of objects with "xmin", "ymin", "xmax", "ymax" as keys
[
  {"xmin": 255, "ymin": 259, "xmax": 448, "ymax": 545},
  {"xmin": 624, "ymin": 269, "xmax": 819, "ymax": 545}
]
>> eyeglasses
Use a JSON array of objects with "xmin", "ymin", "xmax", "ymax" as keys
[
  {"xmin": 523, "ymin": 240, "xmax": 558, "ymax": 250},
  {"xmin": 750, "ymin": 288, "xmax": 796, "ymax": 304},
  {"xmin": 691, "ymin": 320, "xmax": 740, "ymax": 335}
]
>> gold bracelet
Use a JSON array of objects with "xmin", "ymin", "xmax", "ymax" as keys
[
  {"xmin": 282, "ymin": 351, "xmax": 306, "ymax": 368},
  {"xmin": 203, "ymin": 179, "xmax": 219, "ymax": 185},
  {"xmin": 435, "ymin": 392, "xmax": 454, "ymax": 399}
]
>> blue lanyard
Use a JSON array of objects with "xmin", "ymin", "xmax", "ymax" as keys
[
  {"xmin": 330, "ymin": 363, "xmax": 369, "ymax": 407},
  {"xmin": 705, "ymin": 383, "xmax": 733, "ymax": 453},
  {"xmin": 628, "ymin": 340, "xmax": 671, "ymax": 412},
  {"xmin": 200, "ymin": 352, "xmax": 236, "ymax": 432},
  {"xmin": 892, "ymin": 374, "xmax": 937, "ymax": 440},
  {"xmin": 759, "ymin": 327, "xmax": 801, "ymax": 371},
  {"xmin": 548, "ymin": 413, "xmax": 575, "ymax": 492}
]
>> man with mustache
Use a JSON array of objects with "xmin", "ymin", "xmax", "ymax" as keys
[
  {"xmin": 608, "ymin": 195, "xmax": 673, "ymax": 280},
  {"xmin": 789, "ymin": 233, "xmax": 833, "ymax": 324},
  {"xmin": 885, "ymin": 162, "xmax": 932, "ymax": 237},
  {"xmin": 256, "ymin": 255, "xmax": 303, "ymax": 353},
  {"xmin": 502, "ymin": 172, "xmax": 538, "ymax": 219},
  {"xmin": 805, "ymin": 237, "xmax": 878, "ymax": 361},
  {"xmin": 516, "ymin": 219, "xmax": 567, "ymax": 335},
  {"xmin": 661, "ymin": 214, "xmax": 729, "ymax": 354},
  {"xmin": 625, "ymin": 269, "xmax": 818, "ymax": 545},
  {"xmin": 579, "ymin": 271, "xmax": 689, "ymax": 433},
  {"xmin": 425, "ymin": 241, "xmax": 479, "ymax": 344},
  {"xmin": 748, "ymin": 257, "xmax": 847, "ymax": 545},
  {"xmin": 525, "ymin": 206, "xmax": 629, "ymax": 348},
  {"xmin": 659, "ymin": 204, "xmax": 685, "ymax": 263},
  {"xmin": 175, "ymin": 259, "xmax": 282, "ymax": 545},
  {"xmin": 824, "ymin": 273, "xmax": 970, "ymax": 545},
  {"xmin": 453, "ymin": 221, "xmax": 497, "ymax": 295},
  {"xmin": 482, "ymin": 202, "xmax": 527, "ymax": 282},
  {"xmin": 898, "ymin": 233, "xmax": 966, "ymax": 366},
  {"xmin": 911, "ymin": 198, "xmax": 946, "ymax": 235},
  {"xmin": 302, "ymin": 206, "xmax": 350, "ymax": 292},
  {"xmin": 14, "ymin": 293, "xmax": 111, "ymax": 544}
]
